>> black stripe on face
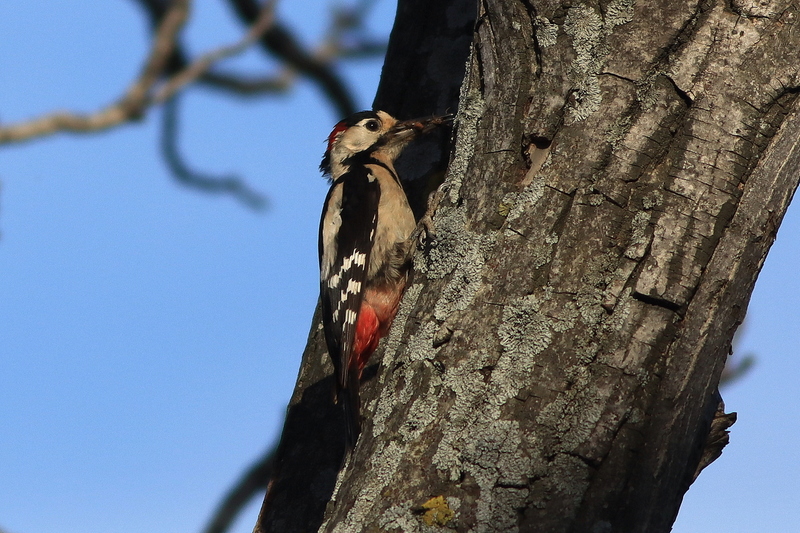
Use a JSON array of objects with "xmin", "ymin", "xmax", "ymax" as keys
[{"xmin": 343, "ymin": 110, "xmax": 382, "ymax": 127}]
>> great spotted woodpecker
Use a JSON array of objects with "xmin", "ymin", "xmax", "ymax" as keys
[{"xmin": 319, "ymin": 110, "xmax": 450, "ymax": 447}]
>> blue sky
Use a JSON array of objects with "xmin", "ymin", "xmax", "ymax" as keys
[{"xmin": 0, "ymin": 2, "xmax": 798, "ymax": 533}]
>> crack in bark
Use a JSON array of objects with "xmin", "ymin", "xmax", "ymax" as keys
[
  {"xmin": 631, "ymin": 291, "xmax": 683, "ymax": 313},
  {"xmin": 598, "ymin": 71, "xmax": 639, "ymax": 85},
  {"xmin": 519, "ymin": 0, "xmax": 543, "ymax": 78}
]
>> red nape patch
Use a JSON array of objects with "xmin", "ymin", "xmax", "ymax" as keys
[
  {"xmin": 353, "ymin": 303, "xmax": 381, "ymax": 371},
  {"xmin": 327, "ymin": 120, "xmax": 348, "ymax": 151}
]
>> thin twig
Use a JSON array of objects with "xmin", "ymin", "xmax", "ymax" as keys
[
  {"xmin": 200, "ymin": 70, "xmax": 294, "ymax": 96},
  {"xmin": 200, "ymin": 446, "xmax": 276, "ymax": 533},
  {"xmin": 152, "ymin": 1, "xmax": 277, "ymax": 103},
  {"xmin": 161, "ymin": 97, "xmax": 267, "ymax": 210},
  {"xmin": 225, "ymin": 0, "xmax": 357, "ymax": 117},
  {"xmin": 317, "ymin": 0, "xmax": 383, "ymax": 61},
  {"xmin": 719, "ymin": 353, "xmax": 755, "ymax": 387}
]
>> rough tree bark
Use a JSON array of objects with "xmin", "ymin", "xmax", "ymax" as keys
[{"xmin": 255, "ymin": 0, "xmax": 800, "ymax": 532}]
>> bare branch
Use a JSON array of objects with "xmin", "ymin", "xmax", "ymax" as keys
[
  {"xmin": 0, "ymin": 0, "xmax": 392, "ymax": 146},
  {"xmin": 335, "ymin": 41, "xmax": 388, "ymax": 59},
  {"xmin": 199, "ymin": 71, "xmax": 294, "ymax": 96},
  {"xmin": 317, "ymin": 0, "xmax": 386, "ymax": 61},
  {"xmin": 161, "ymin": 97, "xmax": 267, "ymax": 210},
  {"xmin": 720, "ymin": 320, "xmax": 756, "ymax": 388},
  {"xmin": 719, "ymin": 353, "xmax": 755, "ymax": 387},
  {"xmin": 152, "ymin": 1, "xmax": 277, "ymax": 103},
  {"xmin": 0, "ymin": 0, "xmax": 277, "ymax": 146},
  {"xmin": 0, "ymin": 0, "xmax": 190, "ymax": 145},
  {"xmin": 225, "ymin": 0, "xmax": 358, "ymax": 117},
  {"xmin": 130, "ymin": 0, "xmax": 192, "ymax": 74},
  {"xmin": 200, "ymin": 446, "xmax": 276, "ymax": 533},
  {"xmin": 209, "ymin": 0, "xmax": 386, "ymax": 100}
]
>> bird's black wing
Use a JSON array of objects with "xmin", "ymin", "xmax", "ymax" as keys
[{"xmin": 318, "ymin": 166, "xmax": 381, "ymax": 389}]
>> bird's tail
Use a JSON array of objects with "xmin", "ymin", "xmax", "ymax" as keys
[{"xmin": 341, "ymin": 369, "xmax": 362, "ymax": 450}]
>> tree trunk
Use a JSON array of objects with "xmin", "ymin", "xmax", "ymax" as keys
[{"xmin": 255, "ymin": 0, "xmax": 800, "ymax": 532}]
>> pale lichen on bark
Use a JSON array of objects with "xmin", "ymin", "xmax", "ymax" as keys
[
  {"xmin": 443, "ymin": 50, "xmax": 485, "ymax": 203},
  {"xmin": 322, "ymin": 70, "xmax": 503, "ymax": 529},
  {"xmin": 563, "ymin": 0, "xmax": 636, "ymax": 122},
  {"xmin": 326, "ymin": 440, "xmax": 405, "ymax": 533},
  {"xmin": 534, "ymin": 16, "xmax": 559, "ymax": 47},
  {"xmin": 307, "ymin": 1, "xmax": 800, "ymax": 531}
]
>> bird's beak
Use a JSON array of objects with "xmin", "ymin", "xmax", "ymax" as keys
[{"xmin": 387, "ymin": 114, "xmax": 454, "ymax": 143}]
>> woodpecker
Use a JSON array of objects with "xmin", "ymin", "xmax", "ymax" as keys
[{"xmin": 318, "ymin": 110, "xmax": 450, "ymax": 448}]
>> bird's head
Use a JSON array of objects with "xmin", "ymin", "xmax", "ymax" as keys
[{"xmin": 320, "ymin": 110, "xmax": 452, "ymax": 177}]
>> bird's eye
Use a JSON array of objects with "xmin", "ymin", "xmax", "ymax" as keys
[{"xmin": 365, "ymin": 120, "xmax": 380, "ymax": 132}]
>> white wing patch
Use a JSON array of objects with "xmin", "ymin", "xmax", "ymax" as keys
[
  {"xmin": 352, "ymin": 252, "xmax": 367, "ymax": 266},
  {"xmin": 327, "ymin": 252, "xmax": 366, "ymax": 289},
  {"xmin": 346, "ymin": 279, "xmax": 362, "ymax": 295},
  {"xmin": 329, "ymin": 249, "xmax": 369, "ymax": 328},
  {"xmin": 319, "ymin": 170, "xmax": 380, "ymax": 365}
]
